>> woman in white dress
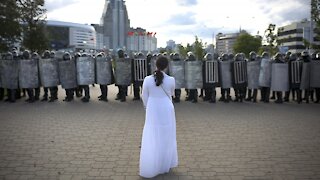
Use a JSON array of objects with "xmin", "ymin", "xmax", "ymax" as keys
[{"xmin": 139, "ymin": 56, "xmax": 178, "ymax": 178}]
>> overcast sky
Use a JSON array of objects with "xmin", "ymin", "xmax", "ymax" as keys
[{"xmin": 45, "ymin": 0, "xmax": 310, "ymax": 48}]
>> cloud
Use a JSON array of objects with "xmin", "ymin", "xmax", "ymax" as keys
[
  {"xmin": 165, "ymin": 13, "xmax": 196, "ymax": 25},
  {"xmin": 176, "ymin": 0, "xmax": 198, "ymax": 6},
  {"xmin": 45, "ymin": 0, "xmax": 312, "ymax": 47},
  {"xmin": 45, "ymin": 0, "xmax": 79, "ymax": 11}
]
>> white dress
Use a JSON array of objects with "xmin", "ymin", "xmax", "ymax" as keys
[{"xmin": 139, "ymin": 72, "xmax": 178, "ymax": 178}]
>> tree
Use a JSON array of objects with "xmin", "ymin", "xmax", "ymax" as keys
[
  {"xmin": 0, "ymin": 0, "xmax": 21, "ymax": 52},
  {"xmin": 311, "ymin": 0, "xmax": 320, "ymax": 51},
  {"xmin": 233, "ymin": 32, "xmax": 261, "ymax": 58},
  {"xmin": 17, "ymin": 0, "xmax": 48, "ymax": 52},
  {"xmin": 193, "ymin": 36, "xmax": 205, "ymax": 60},
  {"xmin": 177, "ymin": 44, "xmax": 187, "ymax": 59},
  {"xmin": 262, "ymin": 24, "xmax": 278, "ymax": 55}
]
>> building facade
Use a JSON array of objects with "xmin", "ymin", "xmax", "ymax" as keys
[
  {"xmin": 277, "ymin": 19, "xmax": 320, "ymax": 53},
  {"xmin": 97, "ymin": 0, "xmax": 130, "ymax": 51},
  {"xmin": 127, "ymin": 27, "xmax": 157, "ymax": 52},
  {"xmin": 215, "ymin": 32, "xmax": 240, "ymax": 55},
  {"xmin": 46, "ymin": 20, "xmax": 96, "ymax": 51}
]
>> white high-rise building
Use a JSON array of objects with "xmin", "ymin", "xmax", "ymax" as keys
[
  {"xmin": 278, "ymin": 19, "xmax": 320, "ymax": 53},
  {"xmin": 127, "ymin": 27, "xmax": 157, "ymax": 52},
  {"xmin": 98, "ymin": 0, "xmax": 130, "ymax": 50},
  {"xmin": 215, "ymin": 32, "xmax": 240, "ymax": 55}
]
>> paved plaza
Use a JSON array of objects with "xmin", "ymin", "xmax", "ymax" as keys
[{"xmin": 0, "ymin": 85, "xmax": 320, "ymax": 180}]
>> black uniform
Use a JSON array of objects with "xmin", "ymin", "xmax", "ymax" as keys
[
  {"xmin": 171, "ymin": 53, "xmax": 183, "ymax": 103},
  {"xmin": 272, "ymin": 53, "xmax": 285, "ymax": 104},
  {"xmin": 185, "ymin": 52, "xmax": 198, "ymax": 103},
  {"xmin": 314, "ymin": 53, "xmax": 320, "ymax": 103},
  {"xmin": 246, "ymin": 52, "xmax": 258, "ymax": 102},
  {"xmin": 219, "ymin": 54, "xmax": 232, "ymax": 103},
  {"xmin": 260, "ymin": 52, "xmax": 271, "ymax": 103},
  {"xmin": 132, "ymin": 52, "xmax": 150, "ymax": 101},
  {"xmin": 202, "ymin": 53, "xmax": 219, "ymax": 103},
  {"xmin": 232, "ymin": 53, "xmax": 247, "ymax": 102}
]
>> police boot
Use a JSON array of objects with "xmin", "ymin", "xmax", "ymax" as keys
[
  {"xmin": 226, "ymin": 89, "xmax": 232, "ymax": 102},
  {"xmin": 9, "ymin": 89, "xmax": 16, "ymax": 103},
  {"xmin": 245, "ymin": 89, "xmax": 252, "ymax": 101},
  {"xmin": 26, "ymin": 89, "xmax": 35, "ymax": 103},
  {"xmin": 0, "ymin": 88, "xmax": 4, "ymax": 101},
  {"xmin": 233, "ymin": 89, "xmax": 239, "ymax": 102},
  {"xmin": 81, "ymin": 86, "xmax": 90, "ymax": 103},
  {"xmin": 42, "ymin": 87, "xmax": 49, "ymax": 101},
  {"xmin": 310, "ymin": 90, "xmax": 314, "ymax": 102},
  {"xmin": 22, "ymin": 89, "xmax": 26, "ymax": 97},
  {"xmin": 15, "ymin": 89, "xmax": 21, "ymax": 99},
  {"xmin": 270, "ymin": 91, "xmax": 276, "ymax": 100},
  {"xmin": 203, "ymin": 89, "xmax": 211, "ymax": 101},
  {"xmin": 252, "ymin": 89, "xmax": 258, "ymax": 103},
  {"xmin": 99, "ymin": 85, "xmax": 108, "ymax": 102},
  {"xmin": 76, "ymin": 87, "xmax": 83, "ymax": 97},
  {"xmin": 315, "ymin": 88, "xmax": 320, "ymax": 103},
  {"xmin": 199, "ymin": 89, "xmax": 204, "ymax": 98},
  {"xmin": 34, "ymin": 88, "xmax": 40, "ymax": 101},
  {"xmin": 49, "ymin": 87, "xmax": 58, "ymax": 102},
  {"xmin": 284, "ymin": 91, "xmax": 290, "ymax": 102},
  {"xmin": 209, "ymin": 89, "xmax": 216, "ymax": 103},
  {"xmin": 191, "ymin": 89, "xmax": 198, "ymax": 103},
  {"xmin": 133, "ymin": 86, "xmax": 141, "ymax": 101},
  {"xmin": 174, "ymin": 89, "xmax": 181, "ymax": 103},
  {"xmin": 275, "ymin": 92, "xmax": 283, "ymax": 104},
  {"xmin": 296, "ymin": 90, "xmax": 302, "ymax": 104},
  {"xmin": 305, "ymin": 90, "xmax": 310, "ymax": 104},
  {"xmin": 264, "ymin": 88, "xmax": 270, "ymax": 103},
  {"xmin": 219, "ymin": 89, "xmax": 225, "ymax": 102},
  {"xmin": 291, "ymin": 89, "xmax": 296, "ymax": 101}
]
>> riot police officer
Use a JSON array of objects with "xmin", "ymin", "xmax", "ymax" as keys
[
  {"xmin": 272, "ymin": 53, "xmax": 285, "ymax": 103},
  {"xmin": 259, "ymin": 52, "xmax": 271, "ymax": 103},
  {"xmin": 62, "ymin": 52, "xmax": 75, "ymax": 102},
  {"xmin": 300, "ymin": 51, "xmax": 311, "ymax": 103},
  {"xmin": 219, "ymin": 53, "xmax": 232, "ymax": 103},
  {"xmin": 74, "ymin": 52, "xmax": 83, "ymax": 98},
  {"xmin": 3, "ymin": 52, "xmax": 17, "ymax": 102},
  {"xmin": 79, "ymin": 53, "xmax": 91, "ymax": 103},
  {"xmin": 202, "ymin": 53, "xmax": 219, "ymax": 103},
  {"xmin": 232, "ymin": 53, "xmax": 247, "ymax": 102},
  {"xmin": 132, "ymin": 52, "xmax": 149, "ymax": 101},
  {"xmin": 115, "ymin": 49, "xmax": 129, "ymax": 102},
  {"xmin": 246, "ymin": 51, "xmax": 259, "ymax": 102},
  {"xmin": 185, "ymin": 52, "xmax": 198, "ymax": 103},
  {"xmin": 314, "ymin": 53, "xmax": 320, "ymax": 103},
  {"xmin": 96, "ymin": 52, "xmax": 113, "ymax": 102},
  {"xmin": 171, "ymin": 53, "xmax": 183, "ymax": 103}
]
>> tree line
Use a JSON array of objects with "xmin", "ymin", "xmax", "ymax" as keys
[{"xmin": 0, "ymin": 0, "xmax": 48, "ymax": 53}]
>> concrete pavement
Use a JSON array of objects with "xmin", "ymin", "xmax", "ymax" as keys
[{"xmin": 0, "ymin": 85, "xmax": 320, "ymax": 180}]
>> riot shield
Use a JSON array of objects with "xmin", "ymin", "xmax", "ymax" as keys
[
  {"xmin": 76, "ymin": 57, "xmax": 95, "ymax": 85},
  {"xmin": 0, "ymin": 60, "xmax": 19, "ymax": 89},
  {"xmin": 204, "ymin": 61, "xmax": 219, "ymax": 87},
  {"xmin": 39, "ymin": 58, "xmax": 59, "ymax": 87},
  {"xmin": 310, "ymin": 61, "xmax": 320, "ymax": 88},
  {"xmin": 19, "ymin": 59, "xmax": 39, "ymax": 89},
  {"xmin": 259, "ymin": 58, "xmax": 272, "ymax": 87},
  {"xmin": 271, "ymin": 63, "xmax": 289, "ymax": 91},
  {"xmin": 289, "ymin": 61, "xmax": 303, "ymax": 88},
  {"xmin": 185, "ymin": 61, "xmax": 203, "ymax": 89},
  {"xmin": 59, "ymin": 59, "xmax": 77, "ymax": 89},
  {"xmin": 133, "ymin": 58, "xmax": 148, "ymax": 85},
  {"xmin": 150, "ymin": 56, "xmax": 157, "ymax": 73},
  {"xmin": 300, "ymin": 62, "xmax": 311, "ymax": 90},
  {"xmin": 95, "ymin": 57, "xmax": 113, "ymax": 85},
  {"xmin": 115, "ymin": 58, "xmax": 132, "ymax": 86},
  {"xmin": 169, "ymin": 61, "xmax": 185, "ymax": 89},
  {"xmin": 247, "ymin": 60, "xmax": 260, "ymax": 89},
  {"xmin": 232, "ymin": 61, "xmax": 247, "ymax": 87},
  {"xmin": 219, "ymin": 61, "xmax": 232, "ymax": 89},
  {"xmin": 0, "ymin": 61, "xmax": 2, "ymax": 88}
]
